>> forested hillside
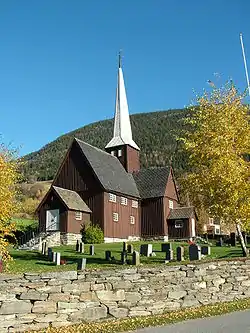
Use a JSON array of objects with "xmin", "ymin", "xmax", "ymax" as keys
[{"xmin": 22, "ymin": 108, "xmax": 190, "ymax": 181}]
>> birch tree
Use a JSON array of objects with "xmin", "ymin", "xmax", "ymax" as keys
[{"xmin": 180, "ymin": 82, "xmax": 250, "ymax": 256}]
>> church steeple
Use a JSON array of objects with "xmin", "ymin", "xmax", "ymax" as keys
[
  {"xmin": 105, "ymin": 52, "xmax": 140, "ymax": 151},
  {"xmin": 105, "ymin": 52, "xmax": 140, "ymax": 173}
]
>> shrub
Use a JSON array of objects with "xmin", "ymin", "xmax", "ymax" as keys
[{"xmin": 81, "ymin": 223, "xmax": 104, "ymax": 244}]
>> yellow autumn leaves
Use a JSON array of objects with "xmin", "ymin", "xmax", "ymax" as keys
[{"xmin": 180, "ymin": 82, "xmax": 250, "ymax": 230}]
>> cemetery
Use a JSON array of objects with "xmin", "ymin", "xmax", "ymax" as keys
[{"xmin": 7, "ymin": 236, "xmax": 248, "ymax": 273}]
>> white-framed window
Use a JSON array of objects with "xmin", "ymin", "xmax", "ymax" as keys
[
  {"xmin": 130, "ymin": 215, "xmax": 135, "ymax": 225},
  {"xmin": 169, "ymin": 200, "xmax": 174, "ymax": 209},
  {"xmin": 109, "ymin": 193, "xmax": 117, "ymax": 203},
  {"xmin": 175, "ymin": 220, "xmax": 183, "ymax": 228},
  {"xmin": 111, "ymin": 151, "xmax": 115, "ymax": 156},
  {"xmin": 132, "ymin": 200, "xmax": 138, "ymax": 208},
  {"xmin": 208, "ymin": 217, "xmax": 214, "ymax": 226},
  {"xmin": 113, "ymin": 212, "xmax": 119, "ymax": 222},
  {"xmin": 118, "ymin": 149, "xmax": 122, "ymax": 157},
  {"xmin": 121, "ymin": 197, "xmax": 128, "ymax": 205},
  {"xmin": 75, "ymin": 211, "xmax": 82, "ymax": 221}
]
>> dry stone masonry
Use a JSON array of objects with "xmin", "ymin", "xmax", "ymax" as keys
[{"xmin": 1, "ymin": 259, "xmax": 250, "ymax": 332}]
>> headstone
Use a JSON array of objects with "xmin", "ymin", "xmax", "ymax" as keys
[
  {"xmin": 189, "ymin": 244, "xmax": 201, "ymax": 261},
  {"xmin": 219, "ymin": 237, "xmax": 223, "ymax": 247},
  {"xmin": 123, "ymin": 242, "xmax": 128, "ymax": 252},
  {"xmin": 56, "ymin": 252, "xmax": 61, "ymax": 266},
  {"xmin": 79, "ymin": 242, "xmax": 84, "ymax": 254},
  {"xmin": 176, "ymin": 246, "xmax": 184, "ymax": 261},
  {"xmin": 230, "ymin": 232, "xmax": 236, "ymax": 246},
  {"xmin": 76, "ymin": 240, "xmax": 79, "ymax": 252},
  {"xmin": 201, "ymin": 246, "xmax": 211, "ymax": 256},
  {"xmin": 89, "ymin": 245, "xmax": 94, "ymax": 256},
  {"xmin": 140, "ymin": 244, "xmax": 153, "ymax": 257},
  {"xmin": 127, "ymin": 244, "xmax": 134, "ymax": 254},
  {"xmin": 105, "ymin": 250, "xmax": 111, "ymax": 261},
  {"xmin": 132, "ymin": 251, "xmax": 140, "ymax": 266},
  {"xmin": 166, "ymin": 249, "xmax": 173, "ymax": 261},
  {"xmin": 52, "ymin": 252, "xmax": 57, "ymax": 263},
  {"xmin": 121, "ymin": 251, "xmax": 127, "ymax": 265},
  {"xmin": 161, "ymin": 243, "xmax": 172, "ymax": 253},
  {"xmin": 41, "ymin": 242, "xmax": 45, "ymax": 254},
  {"xmin": 42, "ymin": 242, "xmax": 47, "ymax": 255},
  {"xmin": 0, "ymin": 256, "xmax": 3, "ymax": 273},
  {"xmin": 77, "ymin": 258, "xmax": 87, "ymax": 270},
  {"xmin": 48, "ymin": 247, "xmax": 53, "ymax": 261}
]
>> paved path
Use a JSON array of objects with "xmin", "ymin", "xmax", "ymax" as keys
[{"xmin": 134, "ymin": 310, "xmax": 250, "ymax": 333}]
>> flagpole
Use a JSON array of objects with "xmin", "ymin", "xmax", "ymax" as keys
[{"xmin": 240, "ymin": 33, "xmax": 250, "ymax": 97}]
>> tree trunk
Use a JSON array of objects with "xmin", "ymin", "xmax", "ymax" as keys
[{"xmin": 236, "ymin": 223, "xmax": 249, "ymax": 257}]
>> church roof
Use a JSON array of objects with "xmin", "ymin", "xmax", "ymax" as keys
[
  {"xmin": 133, "ymin": 167, "xmax": 170, "ymax": 199},
  {"xmin": 168, "ymin": 207, "xmax": 196, "ymax": 220},
  {"xmin": 52, "ymin": 186, "xmax": 92, "ymax": 212},
  {"xmin": 75, "ymin": 138, "xmax": 140, "ymax": 198}
]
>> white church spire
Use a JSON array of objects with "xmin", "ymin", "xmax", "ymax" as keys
[{"xmin": 105, "ymin": 52, "xmax": 140, "ymax": 151}]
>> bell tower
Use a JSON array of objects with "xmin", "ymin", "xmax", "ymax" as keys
[{"xmin": 105, "ymin": 53, "xmax": 140, "ymax": 173}]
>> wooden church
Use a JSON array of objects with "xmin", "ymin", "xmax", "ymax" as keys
[{"xmin": 37, "ymin": 56, "xmax": 197, "ymax": 245}]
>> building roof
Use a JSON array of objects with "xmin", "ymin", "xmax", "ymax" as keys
[
  {"xmin": 168, "ymin": 207, "xmax": 195, "ymax": 220},
  {"xmin": 52, "ymin": 186, "xmax": 92, "ymax": 212},
  {"xmin": 105, "ymin": 59, "xmax": 139, "ymax": 151},
  {"xmin": 133, "ymin": 167, "xmax": 170, "ymax": 199},
  {"xmin": 75, "ymin": 138, "xmax": 140, "ymax": 198}
]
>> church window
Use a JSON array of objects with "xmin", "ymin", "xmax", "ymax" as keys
[
  {"xmin": 75, "ymin": 211, "xmax": 82, "ymax": 221},
  {"xmin": 118, "ymin": 149, "xmax": 122, "ymax": 157},
  {"xmin": 132, "ymin": 200, "xmax": 138, "ymax": 208},
  {"xmin": 109, "ymin": 193, "xmax": 117, "ymax": 202},
  {"xmin": 121, "ymin": 197, "xmax": 128, "ymax": 205},
  {"xmin": 130, "ymin": 216, "xmax": 135, "ymax": 224},
  {"xmin": 113, "ymin": 212, "xmax": 119, "ymax": 222},
  {"xmin": 169, "ymin": 200, "xmax": 174, "ymax": 209}
]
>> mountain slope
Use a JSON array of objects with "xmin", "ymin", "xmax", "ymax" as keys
[{"xmin": 22, "ymin": 108, "xmax": 190, "ymax": 181}]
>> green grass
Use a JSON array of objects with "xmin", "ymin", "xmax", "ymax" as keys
[
  {"xmin": 7, "ymin": 241, "xmax": 245, "ymax": 273},
  {"xmin": 38, "ymin": 298, "xmax": 250, "ymax": 333},
  {"xmin": 12, "ymin": 218, "xmax": 38, "ymax": 232}
]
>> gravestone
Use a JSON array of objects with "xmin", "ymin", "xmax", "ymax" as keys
[
  {"xmin": 56, "ymin": 252, "xmax": 61, "ymax": 266},
  {"xmin": 105, "ymin": 250, "xmax": 111, "ymax": 261},
  {"xmin": 47, "ymin": 247, "xmax": 53, "ymax": 261},
  {"xmin": 219, "ymin": 237, "xmax": 223, "ymax": 247},
  {"xmin": 76, "ymin": 240, "xmax": 79, "ymax": 252},
  {"xmin": 166, "ymin": 249, "xmax": 173, "ymax": 261},
  {"xmin": 42, "ymin": 242, "xmax": 47, "ymax": 255},
  {"xmin": 161, "ymin": 243, "xmax": 172, "ymax": 253},
  {"xmin": 121, "ymin": 251, "xmax": 127, "ymax": 265},
  {"xmin": 230, "ymin": 233, "xmax": 236, "ymax": 246},
  {"xmin": 176, "ymin": 246, "xmax": 184, "ymax": 261},
  {"xmin": 189, "ymin": 244, "xmax": 201, "ymax": 261},
  {"xmin": 127, "ymin": 244, "xmax": 134, "ymax": 254},
  {"xmin": 77, "ymin": 258, "xmax": 86, "ymax": 270},
  {"xmin": 132, "ymin": 251, "xmax": 140, "ymax": 266},
  {"xmin": 140, "ymin": 244, "xmax": 153, "ymax": 257},
  {"xmin": 52, "ymin": 252, "xmax": 57, "ymax": 263},
  {"xmin": 90, "ymin": 245, "xmax": 95, "ymax": 256},
  {"xmin": 0, "ymin": 256, "xmax": 2, "ymax": 273},
  {"xmin": 201, "ymin": 246, "xmax": 211, "ymax": 256},
  {"xmin": 41, "ymin": 242, "xmax": 45, "ymax": 254},
  {"xmin": 79, "ymin": 242, "xmax": 84, "ymax": 254},
  {"xmin": 123, "ymin": 242, "xmax": 128, "ymax": 252}
]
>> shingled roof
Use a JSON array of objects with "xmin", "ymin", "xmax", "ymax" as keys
[
  {"xmin": 168, "ymin": 207, "xmax": 195, "ymax": 220},
  {"xmin": 75, "ymin": 138, "xmax": 140, "ymax": 198},
  {"xmin": 132, "ymin": 167, "xmax": 170, "ymax": 199},
  {"xmin": 53, "ymin": 186, "xmax": 91, "ymax": 212}
]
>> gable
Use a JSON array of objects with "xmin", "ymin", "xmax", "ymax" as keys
[
  {"xmin": 165, "ymin": 168, "xmax": 179, "ymax": 201},
  {"xmin": 53, "ymin": 140, "xmax": 102, "ymax": 192}
]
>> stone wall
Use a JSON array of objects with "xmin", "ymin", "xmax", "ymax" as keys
[{"xmin": 1, "ymin": 259, "xmax": 250, "ymax": 332}]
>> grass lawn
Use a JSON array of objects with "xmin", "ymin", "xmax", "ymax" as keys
[
  {"xmin": 12, "ymin": 217, "xmax": 38, "ymax": 231},
  {"xmin": 7, "ymin": 241, "xmax": 245, "ymax": 273}
]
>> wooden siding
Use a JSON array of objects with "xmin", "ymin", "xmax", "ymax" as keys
[
  {"xmin": 82, "ymin": 192, "xmax": 104, "ymax": 230},
  {"xmin": 103, "ymin": 193, "xmax": 140, "ymax": 238},
  {"xmin": 53, "ymin": 140, "xmax": 102, "ymax": 193},
  {"xmin": 67, "ymin": 210, "xmax": 90, "ymax": 234},
  {"xmin": 140, "ymin": 197, "xmax": 164, "ymax": 237},
  {"xmin": 168, "ymin": 218, "xmax": 191, "ymax": 239},
  {"xmin": 38, "ymin": 191, "xmax": 67, "ymax": 233},
  {"xmin": 105, "ymin": 145, "xmax": 140, "ymax": 173}
]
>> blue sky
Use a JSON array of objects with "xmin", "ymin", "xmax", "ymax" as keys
[{"xmin": 0, "ymin": 0, "xmax": 249, "ymax": 156}]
